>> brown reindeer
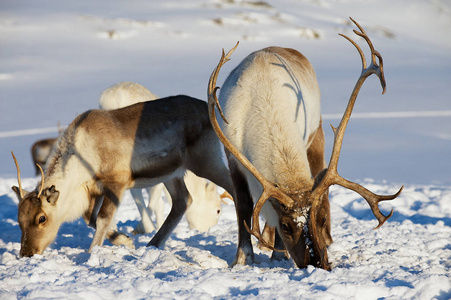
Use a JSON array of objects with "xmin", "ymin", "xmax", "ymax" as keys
[
  {"xmin": 12, "ymin": 96, "xmax": 235, "ymax": 257},
  {"xmin": 99, "ymin": 81, "xmax": 231, "ymax": 234},
  {"xmin": 207, "ymin": 18, "xmax": 403, "ymax": 270},
  {"xmin": 31, "ymin": 138, "xmax": 57, "ymax": 175},
  {"xmin": 30, "ymin": 124, "xmax": 64, "ymax": 175}
]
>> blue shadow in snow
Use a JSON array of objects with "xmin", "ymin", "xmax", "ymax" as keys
[
  {"xmin": 339, "ymin": 200, "xmax": 451, "ymax": 227},
  {"xmin": 170, "ymin": 233, "xmax": 237, "ymax": 265},
  {"xmin": 391, "ymin": 213, "xmax": 451, "ymax": 227},
  {"xmin": 0, "ymin": 194, "xmax": 22, "ymax": 244}
]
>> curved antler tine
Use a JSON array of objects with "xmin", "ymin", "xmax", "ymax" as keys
[
  {"xmin": 308, "ymin": 200, "xmax": 329, "ymax": 269},
  {"xmin": 246, "ymin": 189, "xmax": 272, "ymax": 237},
  {"xmin": 211, "ymin": 86, "xmax": 228, "ymax": 124},
  {"xmin": 352, "ymin": 29, "xmax": 379, "ymax": 68},
  {"xmin": 220, "ymin": 191, "xmax": 233, "ymax": 201},
  {"xmin": 243, "ymin": 188, "xmax": 296, "ymax": 252},
  {"xmin": 373, "ymin": 51, "xmax": 386, "ymax": 94},
  {"xmin": 339, "ymin": 33, "xmax": 367, "ymax": 70},
  {"xmin": 243, "ymin": 219, "xmax": 285, "ymax": 253},
  {"xmin": 208, "ymin": 42, "xmax": 239, "ymax": 124},
  {"xmin": 349, "ymin": 17, "xmax": 365, "ymax": 35},
  {"xmin": 36, "ymin": 163, "xmax": 45, "ymax": 198},
  {"xmin": 341, "ymin": 17, "xmax": 387, "ymax": 95},
  {"xmin": 349, "ymin": 17, "xmax": 375, "ymax": 56},
  {"xmin": 371, "ymin": 186, "xmax": 403, "ymax": 229},
  {"xmin": 11, "ymin": 151, "xmax": 24, "ymax": 199},
  {"xmin": 336, "ymin": 178, "xmax": 403, "ymax": 228},
  {"xmin": 224, "ymin": 42, "xmax": 239, "ymax": 59},
  {"xmin": 347, "ymin": 17, "xmax": 387, "ymax": 94}
]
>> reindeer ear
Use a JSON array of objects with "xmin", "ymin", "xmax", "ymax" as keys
[
  {"xmin": 43, "ymin": 185, "xmax": 59, "ymax": 205},
  {"xmin": 220, "ymin": 191, "xmax": 233, "ymax": 202},
  {"xmin": 11, "ymin": 186, "xmax": 30, "ymax": 201},
  {"xmin": 12, "ymin": 186, "xmax": 22, "ymax": 201},
  {"xmin": 206, "ymin": 181, "xmax": 217, "ymax": 193}
]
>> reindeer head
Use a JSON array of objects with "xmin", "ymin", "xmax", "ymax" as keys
[
  {"xmin": 11, "ymin": 152, "xmax": 60, "ymax": 257},
  {"xmin": 185, "ymin": 173, "xmax": 223, "ymax": 232},
  {"xmin": 207, "ymin": 18, "xmax": 403, "ymax": 270}
]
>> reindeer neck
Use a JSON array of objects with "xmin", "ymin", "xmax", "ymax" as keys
[{"xmin": 44, "ymin": 162, "xmax": 92, "ymax": 223}]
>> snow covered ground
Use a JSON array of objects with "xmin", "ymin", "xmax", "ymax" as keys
[{"xmin": 0, "ymin": 0, "xmax": 450, "ymax": 299}]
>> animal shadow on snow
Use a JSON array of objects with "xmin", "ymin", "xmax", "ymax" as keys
[
  {"xmin": 170, "ymin": 233, "xmax": 237, "ymax": 265},
  {"xmin": 53, "ymin": 219, "xmax": 98, "ymax": 251},
  {"xmin": 0, "ymin": 194, "xmax": 113, "ymax": 256},
  {"xmin": 169, "ymin": 230, "xmax": 296, "ymax": 268},
  {"xmin": 338, "ymin": 198, "xmax": 451, "ymax": 227},
  {"xmin": 392, "ymin": 212, "xmax": 451, "ymax": 227},
  {"xmin": 54, "ymin": 219, "xmax": 144, "ymax": 252},
  {"xmin": 0, "ymin": 195, "xmax": 23, "ymax": 251}
]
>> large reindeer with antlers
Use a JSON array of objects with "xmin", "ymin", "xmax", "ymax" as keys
[
  {"xmin": 12, "ymin": 96, "xmax": 235, "ymax": 257},
  {"xmin": 208, "ymin": 18, "xmax": 403, "ymax": 270}
]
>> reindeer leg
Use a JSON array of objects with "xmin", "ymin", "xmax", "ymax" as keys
[
  {"xmin": 185, "ymin": 129, "xmax": 236, "ymax": 198},
  {"xmin": 148, "ymin": 184, "xmax": 166, "ymax": 229},
  {"xmin": 228, "ymin": 158, "xmax": 255, "ymax": 266},
  {"xmin": 147, "ymin": 177, "xmax": 190, "ymax": 248},
  {"xmin": 271, "ymin": 230, "xmax": 289, "ymax": 261},
  {"xmin": 257, "ymin": 222, "xmax": 289, "ymax": 261},
  {"xmin": 186, "ymin": 137, "xmax": 254, "ymax": 265},
  {"xmin": 83, "ymin": 194, "xmax": 103, "ymax": 228},
  {"xmin": 258, "ymin": 222, "xmax": 275, "ymax": 251},
  {"xmin": 89, "ymin": 184, "xmax": 133, "ymax": 251},
  {"xmin": 131, "ymin": 188, "xmax": 156, "ymax": 235}
]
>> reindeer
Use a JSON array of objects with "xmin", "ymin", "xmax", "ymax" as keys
[
  {"xmin": 98, "ymin": 81, "xmax": 158, "ymax": 110},
  {"xmin": 207, "ymin": 18, "xmax": 403, "ymax": 270},
  {"xmin": 98, "ymin": 81, "xmax": 230, "ymax": 233},
  {"xmin": 12, "ymin": 95, "xmax": 235, "ymax": 257},
  {"xmin": 31, "ymin": 138, "xmax": 57, "ymax": 175},
  {"xmin": 28, "ymin": 82, "xmax": 229, "ymax": 236},
  {"xmin": 30, "ymin": 123, "xmax": 64, "ymax": 175}
]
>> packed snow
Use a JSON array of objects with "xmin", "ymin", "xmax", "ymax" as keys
[{"xmin": 0, "ymin": 0, "xmax": 450, "ymax": 299}]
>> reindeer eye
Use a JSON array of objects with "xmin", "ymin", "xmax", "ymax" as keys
[
  {"xmin": 38, "ymin": 215, "xmax": 46, "ymax": 224},
  {"xmin": 217, "ymin": 209, "xmax": 221, "ymax": 215},
  {"xmin": 281, "ymin": 223, "xmax": 290, "ymax": 233}
]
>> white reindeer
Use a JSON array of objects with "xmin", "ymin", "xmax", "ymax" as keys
[
  {"xmin": 98, "ymin": 81, "xmax": 228, "ymax": 233},
  {"xmin": 207, "ymin": 19, "xmax": 402, "ymax": 269},
  {"xmin": 12, "ymin": 95, "xmax": 235, "ymax": 257},
  {"xmin": 98, "ymin": 81, "xmax": 158, "ymax": 110}
]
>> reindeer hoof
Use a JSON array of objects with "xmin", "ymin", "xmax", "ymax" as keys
[
  {"xmin": 133, "ymin": 221, "xmax": 156, "ymax": 235},
  {"xmin": 271, "ymin": 250, "xmax": 289, "ymax": 262},
  {"xmin": 231, "ymin": 247, "xmax": 254, "ymax": 266},
  {"xmin": 108, "ymin": 232, "xmax": 135, "ymax": 249}
]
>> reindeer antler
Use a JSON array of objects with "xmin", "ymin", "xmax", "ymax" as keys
[
  {"xmin": 207, "ymin": 42, "xmax": 294, "ymax": 252},
  {"xmin": 308, "ymin": 17, "xmax": 404, "ymax": 269},
  {"xmin": 12, "ymin": 151, "xmax": 46, "ymax": 199},
  {"xmin": 11, "ymin": 151, "xmax": 24, "ymax": 199},
  {"xmin": 36, "ymin": 163, "xmax": 45, "ymax": 198}
]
